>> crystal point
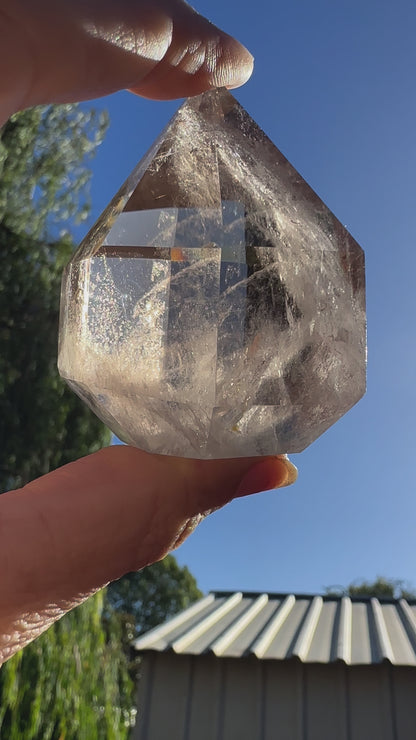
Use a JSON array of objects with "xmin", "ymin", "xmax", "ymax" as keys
[{"xmin": 58, "ymin": 89, "xmax": 366, "ymax": 459}]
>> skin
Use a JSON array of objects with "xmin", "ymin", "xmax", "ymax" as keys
[{"xmin": 0, "ymin": 0, "xmax": 297, "ymax": 663}]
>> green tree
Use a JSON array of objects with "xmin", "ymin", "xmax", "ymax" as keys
[
  {"xmin": 325, "ymin": 576, "xmax": 416, "ymax": 600},
  {"xmin": 0, "ymin": 557, "xmax": 203, "ymax": 739},
  {"xmin": 0, "ymin": 225, "xmax": 111, "ymax": 489},
  {"xmin": 0, "ymin": 592, "xmax": 135, "ymax": 740},
  {"xmin": 105, "ymin": 555, "xmax": 203, "ymax": 684},
  {"xmin": 0, "ymin": 105, "xmax": 107, "ymax": 238},
  {"xmin": 0, "ymin": 104, "xmax": 110, "ymax": 492},
  {"xmin": 106, "ymin": 555, "xmax": 203, "ymax": 635}
]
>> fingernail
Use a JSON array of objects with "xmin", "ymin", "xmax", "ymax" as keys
[
  {"xmin": 279, "ymin": 455, "xmax": 298, "ymax": 486},
  {"xmin": 225, "ymin": 57, "xmax": 254, "ymax": 90},
  {"xmin": 213, "ymin": 45, "xmax": 254, "ymax": 90},
  {"xmin": 235, "ymin": 456, "xmax": 298, "ymax": 498}
]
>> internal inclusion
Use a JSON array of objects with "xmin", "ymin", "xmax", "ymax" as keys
[{"xmin": 58, "ymin": 88, "xmax": 366, "ymax": 459}]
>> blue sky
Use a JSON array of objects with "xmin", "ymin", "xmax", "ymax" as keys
[{"xmin": 76, "ymin": 0, "xmax": 416, "ymax": 595}]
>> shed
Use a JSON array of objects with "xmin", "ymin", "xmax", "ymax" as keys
[{"xmin": 132, "ymin": 591, "xmax": 416, "ymax": 739}]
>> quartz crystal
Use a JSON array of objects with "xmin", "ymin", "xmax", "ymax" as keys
[{"xmin": 58, "ymin": 88, "xmax": 366, "ymax": 459}]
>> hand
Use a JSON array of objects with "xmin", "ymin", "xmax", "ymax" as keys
[
  {"xmin": 0, "ymin": 0, "xmax": 297, "ymax": 662},
  {"xmin": 0, "ymin": 0, "xmax": 254, "ymax": 122}
]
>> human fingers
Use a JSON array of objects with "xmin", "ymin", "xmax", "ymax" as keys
[
  {"xmin": 0, "ymin": 446, "xmax": 296, "ymax": 660},
  {"xmin": 0, "ymin": 0, "xmax": 253, "ymax": 122}
]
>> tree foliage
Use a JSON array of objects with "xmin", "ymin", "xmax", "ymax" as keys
[
  {"xmin": 0, "ymin": 592, "xmax": 135, "ymax": 740},
  {"xmin": 0, "ymin": 104, "xmax": 110, "ymax": 491},
  {"xmin": 0, "ymin": 557, "xmax": 203, "ymax": 739},
  {"xmin": 0, "ymin": 105, "xmax": 108, "ymax": 238},
  {"xmin": 325, "ymin": 576, "xmax": 416, "ymax": 600},
  {"xmin": 105, "ymin": 555, "xmax": 203, "ymax": 685},
  {"xmin": 0, "ymin": 224, "xmax": 111, "ymax": 490},
  {"xmin": 106, "ymin": 555, "xmax": 203, "ymax": 636}
]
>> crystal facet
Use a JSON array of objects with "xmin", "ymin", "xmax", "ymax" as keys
[{"xmin": 58, "ymin": 89, "xmax": 366, "ymax": 459}]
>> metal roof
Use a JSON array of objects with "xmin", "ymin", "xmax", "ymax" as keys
[{"xmin": 133, "ymin": 591, "xmax": 416, "ymax": 666}]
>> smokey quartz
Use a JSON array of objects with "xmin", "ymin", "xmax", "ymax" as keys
[{"xmin": 58, "ymin": 89, "xmax": 366, "ymax": 459}]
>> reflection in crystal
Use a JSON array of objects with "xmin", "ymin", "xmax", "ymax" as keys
[
  {"xmin": 58, "ymin": 88, "xmax": 366, "ymax": 458},
  {"xmin": 104, "ymin": 208, "xmax": 178, "ymax": 248}
]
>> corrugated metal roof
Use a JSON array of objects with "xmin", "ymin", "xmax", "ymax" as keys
[{"xmin": 134, "ymin": 591, "xmax": 416, "ymax": 666}]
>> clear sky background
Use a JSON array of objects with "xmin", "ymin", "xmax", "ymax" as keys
[{"xmin": 75, "ymin": 0, "xmax": 416, "ymax": 595}]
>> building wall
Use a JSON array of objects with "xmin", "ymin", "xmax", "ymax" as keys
[{"xmin": 133, "ymin": 653, "xmax": 416, "ymax": 740}]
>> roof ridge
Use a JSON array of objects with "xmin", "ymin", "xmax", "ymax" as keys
[{"xmin": 209, "ymin": 589, "xmax": 416, "ymax": 604}]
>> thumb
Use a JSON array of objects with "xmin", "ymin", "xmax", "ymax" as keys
[
  {"xmin": 0, "ymin": 446, "xmax": 296, "ymax": 659},
  {"xmin": 1, "ymin": 0, "xmax": 254, "ymax": 119}
]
